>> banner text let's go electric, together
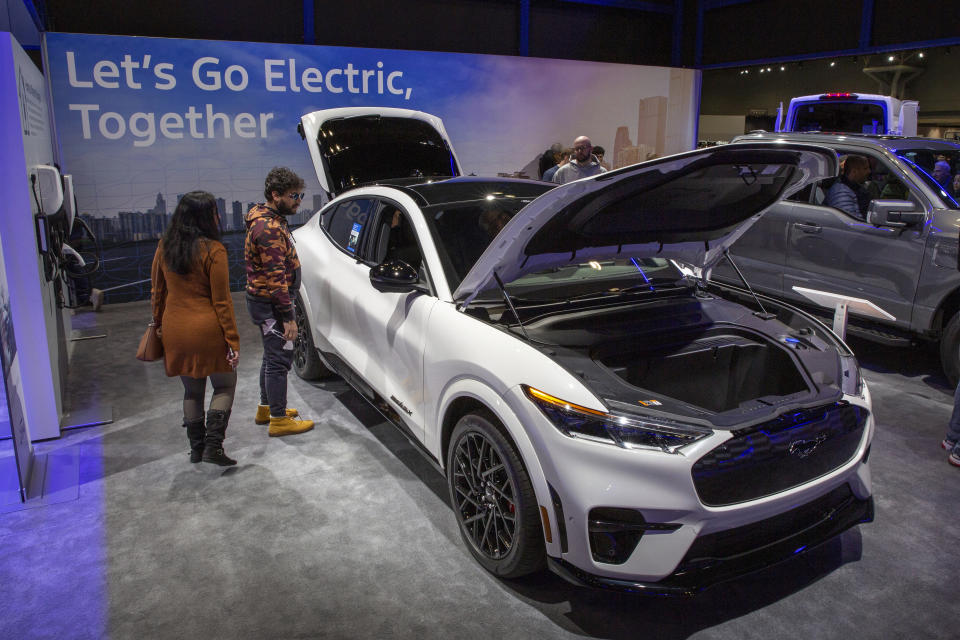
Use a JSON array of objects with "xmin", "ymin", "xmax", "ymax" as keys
[{"xmin": 62, "ymin": 51, "xmax": 415, "ymax": 147}]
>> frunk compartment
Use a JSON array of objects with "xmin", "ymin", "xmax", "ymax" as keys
[{"xmin": 596, "ymin": 329, "xmax": 808, "ymax": 413}]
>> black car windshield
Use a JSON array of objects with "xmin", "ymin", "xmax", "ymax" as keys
[
  {"xmin": 426, "ymin": 199, "xmax": 531, "ymax": 289},
  {"xmin": 897, "ymin": 148, "xmax": 959, "ymax": 208},
  {"xmin": 791, "ymin": 101, "xmax": 887, "ymax": 134}
]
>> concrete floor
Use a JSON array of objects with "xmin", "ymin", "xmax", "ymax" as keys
[{"xmin": 0, "ymin": 293, "xmax": 957, "ymax": 640}]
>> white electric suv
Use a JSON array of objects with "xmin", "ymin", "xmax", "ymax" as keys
[{"xmin": 291, "ymin": 107, "xmax": 874, "ymax": 595}]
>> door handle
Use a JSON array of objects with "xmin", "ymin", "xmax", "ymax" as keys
[{"xmin": 793, "ymin": 222, "xmax": 821, "ymax": 234}]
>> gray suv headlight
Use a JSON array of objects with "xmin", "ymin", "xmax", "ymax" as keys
[{"xmin": 523, "ymin": 385, "xmax": 713, "ymax": 453}]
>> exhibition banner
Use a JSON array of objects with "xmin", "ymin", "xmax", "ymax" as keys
[{"xmin": 44, "ymin": 32, "xmax": 700, "ymax": 302}]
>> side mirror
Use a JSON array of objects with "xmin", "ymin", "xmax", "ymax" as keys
[
  {"xmin": 370, "ymin": 259, "xmax": 423, "ymax": 293},
  {"xmin": 867, "ymin": 199, "xmax": 925, "ymax": 227}
]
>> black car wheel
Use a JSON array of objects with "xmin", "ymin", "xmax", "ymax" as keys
[
  {"xmin": 293, "ymin": 295, "xmax": 332, "ymax": 380},
  {"xmin": 940, "ymin": 312, "xmax": 960, "ymax": 387},
  {"xmin": 446, "ymin": 410, "xmax": 545, "ymax": 578}
]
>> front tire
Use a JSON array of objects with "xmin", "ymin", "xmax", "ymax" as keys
[
  {"xmin": 446, "ymin": 410, "xmax": 545, "ymax": 578},
  {"xmin": 293, "ymin": 295, "xmax": 333, "ymax": 381},
  {"xmin": 940, "ymin": 313, "xmax": 960, "ymax": 386}
]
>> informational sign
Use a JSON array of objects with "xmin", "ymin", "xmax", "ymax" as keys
[{"xmin": 44, "ymin": 33, "xmax": 700, "ymax": 301}]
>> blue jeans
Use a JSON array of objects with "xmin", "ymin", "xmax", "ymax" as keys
[{"xmin": 946, "ymin": 383, "xmax": 960, "ymax": 452}]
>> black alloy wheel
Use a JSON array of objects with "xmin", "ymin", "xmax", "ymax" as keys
[
  {"xmin": 292, "ymin": 295, "xmax": 331, "ymax": 380},
  {"xmin": 447, "ymin": 411, "xmax": 545, "ymax": 578}
]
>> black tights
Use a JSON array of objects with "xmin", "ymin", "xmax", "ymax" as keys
[{"xmin": 180, "ymin": 372, "xmax": 237, "ymax": 421}]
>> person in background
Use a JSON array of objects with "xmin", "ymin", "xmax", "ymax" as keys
[
  {"xmin": 542, "ymin": 148, "xmax": 570, "ymax": 183},
  {"xmin": 941, "ymin": 389, "xmax": 960, "ymax": 467},
  {"xmin": 538, "ymin": 142, "xmax": 563, "ymax": 179},
  {"xmin": 951, "ymin": 173, "xmax": 960, "ymax": 199},
  {"xmin": 552, "ymin": 136, "xmax": 606, "ymax": 184},
  {"xmin": 151, "ymin": 191, "xmax": 240, "ymax": 466},
  {"xmin": 825, "ymin": 155, "xmax": 871, "ymax": 218},
  {"xmin": 932, "ymin": 160, "xmax": 952, "ymax": 190},
  {"xmin": 592, "ymin": 145, "xmax": 611, "ymax": 171},
  {"xmin": 245, "ymin": 167, "xmax": 315, "ymax": 437},
  {"xmin": 478, "ymin": 205, "xmax": 512, "ymax": 239}
]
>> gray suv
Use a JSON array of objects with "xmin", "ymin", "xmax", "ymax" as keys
[{"xmin": 712, "ymin": 132, "xmax": 960, "ymax": 382}]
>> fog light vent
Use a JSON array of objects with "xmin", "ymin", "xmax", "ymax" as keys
[{"xmin": 588, "ymin": 507, "xmax": 680, "ymax": 565}]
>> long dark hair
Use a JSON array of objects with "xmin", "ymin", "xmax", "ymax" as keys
[{"xmin": 162, "ymin": 191, "xmax": 221, "ymax": 275}]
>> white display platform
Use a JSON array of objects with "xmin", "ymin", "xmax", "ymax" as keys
[{"xmin": 791, "ymin": 286, "xmax": 896, "ymax": 340}]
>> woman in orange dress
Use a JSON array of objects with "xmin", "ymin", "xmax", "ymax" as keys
[{"xmin": 151, "ymin": 191, "xmax": 241, "ymax": 466}]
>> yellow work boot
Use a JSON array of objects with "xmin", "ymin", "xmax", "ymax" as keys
[
  {"xmin": 255, "ymin": 405, "xmax": 298, "ymax": 425},
  {"xmin": 268, "ymin": 415, "xmax": 314, "ymax": 437}
]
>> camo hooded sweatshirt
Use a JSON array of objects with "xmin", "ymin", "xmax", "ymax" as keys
[{"xmin": 244, "ymin": 204, "xmax": 301, "ymax": 322}]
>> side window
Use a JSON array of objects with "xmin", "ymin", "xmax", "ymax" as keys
[
  {"xmin": 813, "ymin": 152, "xmax": 906, "ymax": 220},
  {"xmin": 369, "ymin": 204, "xmax": 425, "ymax": 268},
  {"xmin": 787, "ymin": 184, "xmax": 814, "ymax": 203},
  {"xmin": 324, "ymin": 198, "xmax": 378, "ymax": 255},
  {"xmin": 863, "ymin": 155, "xmax": 903, "ymax": 202}
]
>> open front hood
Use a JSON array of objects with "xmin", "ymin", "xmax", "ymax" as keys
[
  {"xmin": 300, "ymin": 107, "xmax": 462, "ymax": 198},
  {"xmin": 453, "ymin": 143, "xmax": 837, "ymax": 305}
]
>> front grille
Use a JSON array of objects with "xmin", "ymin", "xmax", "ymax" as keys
[{"xmin": 692, "ymin": 403, "xmax": 867, "ymax": 506}]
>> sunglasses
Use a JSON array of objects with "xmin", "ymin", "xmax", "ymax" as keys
[{"xmin": 286, "ymin": 192, "xmax": 305, "ymax": 201}]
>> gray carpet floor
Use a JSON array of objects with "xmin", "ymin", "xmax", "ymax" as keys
[{"xmin": 0, "ymin": 293, "xmax": 956, "ymax": 640}]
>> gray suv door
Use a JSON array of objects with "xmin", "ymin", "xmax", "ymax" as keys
[{"xmin": 716, "ymin": 148, "xmax": 927, "ymax": 330}]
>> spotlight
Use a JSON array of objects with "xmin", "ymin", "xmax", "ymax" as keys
[
  {"xmin": 888, "ymin": 55, "xmax": 895, "ymax": 62},
  {"xmin": 830, "ymin": 61, "xmax": 836, "ymax": 67},
  {"xmin": 780, "ymin": 66, "xmax": 785, "ymax": 71},
  {"xmin": 919, "ymin": 52, "xmax": 925, "ymax": 58},
  {"xmin": 767, "ymin": 67, "xmax": 772, "ymax": 72}
]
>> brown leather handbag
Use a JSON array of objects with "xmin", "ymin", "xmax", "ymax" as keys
[{"xmin": 135, "ymin": 322, "xmax": 164, "ymax": 362}]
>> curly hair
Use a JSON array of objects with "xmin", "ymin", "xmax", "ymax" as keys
[
  {"xmin": 263, "ymin": 166, "xmax": 304, "ymax": 201},
  {"xmin": 162, "ymin": 191, "xmax": 221, "ymax": 275}
]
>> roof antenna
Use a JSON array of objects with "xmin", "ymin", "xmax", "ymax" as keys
[
  {"xmin": 723, "ymin": 249, "xmax": 775, "ymax": 319},
  {"xmin": 494, "ymin": 271, "xmax": 530, "ymax": 340}
]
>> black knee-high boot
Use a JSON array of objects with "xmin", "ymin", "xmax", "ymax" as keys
[
  {"xmin": 202, "ymin": 409, "xmax": 236, "ymax": 466},
  {"xmin": 183, "ymin": 415, "xmax": 205, "ymax": 464}
]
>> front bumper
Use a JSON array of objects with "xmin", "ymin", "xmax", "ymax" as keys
[
  {"xmin": 501, "ymin": 385, "xmax": 875, "ymax": 587},
  {"xmin": 547, "ymin": 483, "xmax": 874, "ymax": 596}
]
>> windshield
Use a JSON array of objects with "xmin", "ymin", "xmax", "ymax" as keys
[
  {"xmin": 426, "ymin": 199, "xmax": 531, "ymax": 290},
  {"xmin": 791, "ymin": 101, "xmax": 886, "ymax": 134},
  {"xmin": 897, "ymin": 148, "xmax": 960, "ymax": 208},
  {"xmin": 318, "ymin": 116, "xmax": 457, "ymax": 192}
]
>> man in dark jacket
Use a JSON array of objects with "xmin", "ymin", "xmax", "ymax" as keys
[{"xmin": 245, "ymin": 167, "xmax": 315, "ymax": 437}]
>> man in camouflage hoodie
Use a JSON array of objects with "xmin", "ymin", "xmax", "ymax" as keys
[{"xmin": 245, "ymin": 167, "xmax": 315, "ymax": 437}]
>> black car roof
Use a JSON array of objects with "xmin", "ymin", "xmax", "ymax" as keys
[{"xmin": 388, "ymin": 176, "xmax": 556, "ymax": 207}]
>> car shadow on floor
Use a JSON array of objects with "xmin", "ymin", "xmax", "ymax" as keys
[
  {"xmin": 505, "ymin": 528, "xmax": 862, "ymax": 639},
  {"xmin": 310, "ymin": 378, "xmax": 866, "ymax": 639},
  {"xmin": 847, "ymin": 335, "xmax": 952, "ymax": 393},
  {"xmin": 305, "ymin": 378, "xmax": 450, "ymax": 508}
]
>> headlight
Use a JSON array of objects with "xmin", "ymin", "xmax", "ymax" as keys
[{"xmin": 523, "ymin": 385, "xmax": 712, "ymax": 453}]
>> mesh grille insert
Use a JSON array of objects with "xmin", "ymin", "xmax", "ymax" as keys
[{"xmin": 692, "ymin": 403, "xmax": 867, "ymax": 506}]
